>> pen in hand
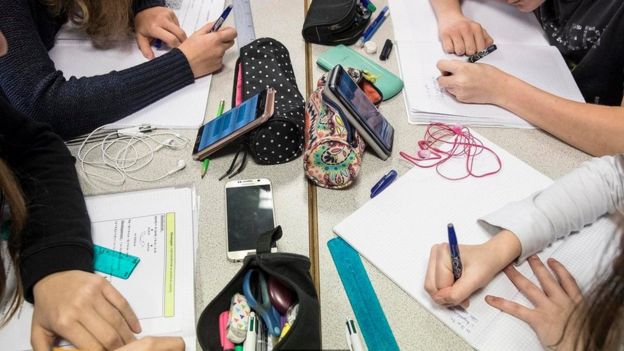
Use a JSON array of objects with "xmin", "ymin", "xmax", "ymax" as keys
[{"xmin": 447, "ymin": 223, "xmax": 463, "ymax": 281}]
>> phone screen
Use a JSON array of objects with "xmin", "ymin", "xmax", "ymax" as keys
[
  {"xmin": 335, "ymin": 70, "xmax": 394, "ymax": 150},
  {"xmin": 193, "ymin": 90, "xmax": 266, "ymax": 154},
  {"xmin": 226, "ymin": 184, "xmax": 275, "ymax": 252}
]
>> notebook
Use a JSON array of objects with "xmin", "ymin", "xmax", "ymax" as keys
[
  {"xmin": 333, "ymin": 131, "xmax": 618, "ymax": 350},
  {"xmin": 388, "ymin": 0, "xmax": 585, "ymax": 128},
  {"xmin": 0, "ymin": 187, "xmax": 200, "ymax": 351}
]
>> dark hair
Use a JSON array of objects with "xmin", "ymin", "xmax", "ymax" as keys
[
  {"xmin": 0, "ymin": 158, "xmax": 26, "ymax": 326},
  {"xmin": 571, "ymin": 222, "xmax": 624, "ymax": 350}
]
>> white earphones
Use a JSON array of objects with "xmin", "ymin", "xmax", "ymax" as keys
[{"xmin": 76, "ymin": 125, "xmax": 190, "ymax": 186}]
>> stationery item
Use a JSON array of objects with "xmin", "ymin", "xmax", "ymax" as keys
[
  {"xmin": 278, "ymin": 323, "xmax": 291, "ymax": 341},
  {"xmin": 220, "ymin": 311, "xmax": 236, "ymax": 351},
  {"xmin": 356, "ymin": 5, "xmax": 389, "ymax": 47},
  {"xmin": 360, "ymin": 0, "xmax": 376, "ymax": 12},
  {"xmin": 286, "ymin": 304, "xmax": 298, "ymax": 324},
  {"xmin": 327, "ymin": 237, "xmax": 399, "ymax": 351},
  {"xmin": 333, "ymin": 130, "xmax": 619, "ymax": 350},
  {"xmin": 233, "ymin": 38, "xmax": 306, "ymax": 165},
  {"xmin": 370, "ymin": 169, "xmax": 397, "ymax": 198},
  {"xmin": 227, "ymin": 293, "xmax": 252, "ymax": 343},
  {"xmin": 344, "ymin": 322, "xmax": 353, "ymax": 351},
  {"xmin": 201, "ymin": 158, "xmax": 210, "ymax": 179},
  {"xmin": 49, "ymin": 0, "xmax": 225, "ymax": 128},
  {"xmin": 379, "ymin": 39, "xmax": 393, "ymax": 61},
  {"xmin": 467, "ymin": 44, "xmax": 497, "ymax": 63},
  {"xmin": 346, "ymin": 319, "xmax": 364, "ymax": 351},
  {"xmin": 255, "ymin": 318, "xmax": 264, "ymax": 351},
  {"xmin": 209, "ymin": 4, "xmax": 233, "ymax": 32},
  {"xmin": 399, "ymin": 123, "xmax": 502, "ymax": 180},
  {"xmin": 196, "ymin": 226, "xmax": 321, "ymax": 351},
  {"xmin": 303, "ymin": 69, "xmax": 371, "ymax": 189},
  {"xmin": 1, "ymin": 187, "xmax": 200, "ymax": 350},
  {"xmin": 317, "ymin": 45, "xmax": 404, "ymax": 100},
  {"xmin": 233, "ymin": 0, "xmax": 256, "ymax": 50},
  {"xmin": 268, "ymin": 276, "xmax": 294, "ymax": 314},
  {"xmin": 363, "ymin": 41, "xmax": 377, "ymax": 54},
  {"xmin": 235, "ymin": 346, "xmax": 244, "ymax": 351},
  {"xmin": 388, "ymin": 0, "xmax": 584, "ymax": 128},
  {"xmin": 243, "ymin": 270, "xmax": 282, "ymax": 337},
  {"xmin": 243, "ymin": 312, "xmax": 257, "ymax": 351},
  {"xmin": 447, "ymin": 223, "xmax": 463, "ymax": 281},
  {"xmin": 302, "ymin": 0, "xmax": 371, "ymax": 46},
  {"xmin": 93, "ymin": 244, "xmax": 140, "ymax": 279}
]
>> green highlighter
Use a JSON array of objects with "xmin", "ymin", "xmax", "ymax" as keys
[{"xmin": 316, "ymin": 44, "xmax": 404, "ymax": 101}]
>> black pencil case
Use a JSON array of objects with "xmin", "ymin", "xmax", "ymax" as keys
[
  {"xmin": 302, "ymin": 0, "xmax": 371, "ymax": 46},
  {"xmin": 196, "ymin": 226, "xmax": 321, "ymax": 350}
]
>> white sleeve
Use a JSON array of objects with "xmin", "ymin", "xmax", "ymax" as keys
[{"xmin": 478, "ymin": 155, "xmax": 624, "ymax": 263}]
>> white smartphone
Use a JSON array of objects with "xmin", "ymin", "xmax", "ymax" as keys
[{"xmin": 225, "ymin": 178, "xmax": 277, "ymax": 261}]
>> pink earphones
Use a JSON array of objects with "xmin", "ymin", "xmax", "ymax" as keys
[{"xmin": 400, "ymin": 123, "xmax": 502, "ymax": 180}]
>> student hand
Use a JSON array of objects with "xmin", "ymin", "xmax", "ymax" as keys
[
  {"xmin": 437, "ymin": 14, "xmax": 493, "ymax": 56},
  {"xmin": 425, "ymin": 230, "xmax": 521, "ymax": 307},
  {"xmin": 135, "ymin": 6, "xmax": 188, "ymax": 59},
  {"xmin": 115, "ymin": 337, "xmax": 185, "ymax": 351},
  {"xmin": 31, "ymin": 270, "xmax": 141, "ymax": 351},
  {"xmin": 436, "ymin": 60, "xmax": 511, "ymax": 105},
  {"xmin": 486, "ymin": 257, "xmax": 582, "ymax": 349},
  {"xmin": 179, "ymin": 22, "xmax": 237, "ymax": 78}
]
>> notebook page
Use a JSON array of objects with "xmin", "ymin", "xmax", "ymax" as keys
[
  {"xmin": 398, "ymin": 42, "xmax": 584, "ymax": 127},
  {"xmin": 333, "ymin": 130, "xmax": 553, "ymax": 347},
  {"xmin": 389, "ymin": 0, "xmax": 548, "ymax": 45}
]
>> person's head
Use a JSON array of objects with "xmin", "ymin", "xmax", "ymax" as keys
[
  {"xmin": 0, "ymin": 158, "xmax": 26, "ymax": 326},
  {"xmin": 505, "ymin": 0, "xmax": 545, "ymax": 13},
  {"xmin": 569, "ymin": 223, "xmax": 624, "ymax": 350},
  {"xmin": 46, "ymin": 0, "xmax": 134, "ymax": 43}
]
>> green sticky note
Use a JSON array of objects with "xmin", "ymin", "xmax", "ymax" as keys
[{"xmin": 93, "ymin": 245, "xmax": 140, "ymax": 279}]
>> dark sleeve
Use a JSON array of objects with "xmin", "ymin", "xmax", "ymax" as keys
[
  {"xmin": 0, "ymin": 99, "xmax": 93, "ymax": 303},
  {"xmin": 0, "ymin": 0, "xmax": 194, "ymax": 140},
  {"xmin": 133, "ymin": 0, "xmax": 166, "ymax": 15}
]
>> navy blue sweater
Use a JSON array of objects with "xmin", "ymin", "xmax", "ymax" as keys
[{"xmin": 0, "ymin": 0, "xmax": 195, "ymax": 139}]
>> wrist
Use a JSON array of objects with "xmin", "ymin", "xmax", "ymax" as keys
[
  {"xmin": 484, "ymin": 230, "xmax": 522, "ymax": 269},
  {"xmin": 491, "ymin": 72, "xmax": 519, "ymax": 108}
]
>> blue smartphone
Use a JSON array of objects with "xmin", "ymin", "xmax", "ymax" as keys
[{"xmin": 192, "ymin": 89, "xmax": 275, "ymax": 160}]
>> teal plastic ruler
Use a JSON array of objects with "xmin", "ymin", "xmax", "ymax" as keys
[
  {"xmin": 93, "ymin": 245, "xmax": 140, "ymax": 280},
  {"xmin": 233, "ymin": 0, "xmax": 256, "ymax": 49},
  {"xmin": 328, "ymin": 237, "xmax": 400, "ymax": 351}
]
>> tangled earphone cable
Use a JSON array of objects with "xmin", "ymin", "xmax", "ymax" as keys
[
  {"xmin": 400, "ymin": 122, "xmax": 502, "ymax": 180},
  {"xmin": 76, "ymin": 125, "xmax": 191, "ymax": 185}
]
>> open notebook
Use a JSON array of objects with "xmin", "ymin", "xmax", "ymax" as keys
[
  {"xmin": 48, "ymin": 0, "xmax": 224, "ymax": 128},
  {"xmin": 0, "ymin": 187, "xmax": 199, "ymax": 351},
  {"xmin": 333, "ymin": 132, "xmax": 618, "ymax": 350},
  {"xmin": 388, "ymin": 0, "xmax": 585, "ymax": 128}
]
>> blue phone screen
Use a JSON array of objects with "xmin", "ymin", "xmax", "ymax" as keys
[
  {"xmin": 336, "ymin": 72, "xmax": 393, "ymax": 150},
  {"xmin": 197, "ymin": 93, "xmax": 261, "ymax": 151}
]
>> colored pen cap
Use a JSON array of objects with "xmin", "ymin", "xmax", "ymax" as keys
[
  {"xmin": 268, "ymin": 276, "xmax": 294, "ymax": 314},
  {"xmin": 380, "ymin": 39, "xmax": 393, "ymax": 61}
]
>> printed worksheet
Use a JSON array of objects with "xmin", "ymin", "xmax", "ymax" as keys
[{"xmin": 0, "ymin": 187, "xmax": 198, "ymax": 351}]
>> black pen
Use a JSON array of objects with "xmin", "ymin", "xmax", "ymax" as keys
[{"xmin": 467, "ymin": 44, "xmax": 497, "ymax": 63}]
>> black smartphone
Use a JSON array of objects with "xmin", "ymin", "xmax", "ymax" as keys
[
  {"xmin": 323, "ymin": 65, "xmax": 394, "ymax": 160},
  {"xmin": 192, "ymin": 89, "xmax": 275, "ymax": 160}
]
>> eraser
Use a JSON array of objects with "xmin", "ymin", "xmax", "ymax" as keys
[{"xmin": 364, "ymin": 41, "xmax": 378, "ymax": 54}]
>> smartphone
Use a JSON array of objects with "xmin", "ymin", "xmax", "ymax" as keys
[
  {"xmin": 192, "ymin": 88, "xmax": 276, "ymax": 160},
  {"xmin": 225, "ymin": 178, "xmax": 277, "ymax": 261},
  {"xmin": 323, "ymin": 64, "xmax": 394, "ymax": 160}
]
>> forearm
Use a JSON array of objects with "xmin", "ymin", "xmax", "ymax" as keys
[
  {"xmin": 480, "ymin": 155, "xmax": 624, "ymax": 262},
  {"xmin": 430, "ymin": 0, "xmax": 464, "ymax": 20},
  {"xmin": 496, "ymin": 75, "xmax": 624, "ymax": 156}
]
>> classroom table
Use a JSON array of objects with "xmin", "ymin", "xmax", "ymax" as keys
[{"xmin": 68, "ymin": 0, "xmax": 592, "ymax": 350}]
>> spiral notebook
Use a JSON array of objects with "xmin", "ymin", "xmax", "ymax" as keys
[{"xmin": 333, "ymin": 132, "xmax": 618, "ymax": 350}]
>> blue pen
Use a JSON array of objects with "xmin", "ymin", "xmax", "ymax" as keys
[
  {"xmin": 370, "ymin": 169, "xmax": 397, "ymax": 198},
  {"xmin": 447, "ymin": 223, "xmax": 463, "ymax": 281},
  {"xmin": 209, "ymin": 4, "xmax": 233, "ymax": 33},
  {"xmin": 357, "ymin": 6, "xmax": 389, "ymax": 47}
]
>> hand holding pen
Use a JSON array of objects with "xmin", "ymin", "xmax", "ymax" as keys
[{"xmin": 424, "ymin": 229, "xmax": 522, "ymax": 308}]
